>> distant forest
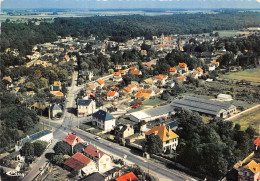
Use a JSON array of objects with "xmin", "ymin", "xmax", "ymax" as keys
[{"xmin": 1, "ymin": 12, "xmax": 260, "ymax": 54}]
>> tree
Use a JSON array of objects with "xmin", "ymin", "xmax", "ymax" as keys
[
  {"xmin": 245, "ymin": 126, "xmax": 255, "ymax": 139},
  {"xmin": 143, "ymin": 134, "xmax": 163, "ymax": 154},
  {"xmin": 33, "ymin": 140, "xmax": 48, "ymax": 157},
  {"xmin": 20, "ymin": 142, "xmax": 34, "ymax": 163},
  {"xmin": 161, "ymin": 90, "xmax": 171, "ymax": 101},
  {"xmin": 52, "ymin": 154, "xmax": 65, "ymax": 166},
  {"xmin": 53, "ymin": 141, "xmax": 72, "ymax": 155}
]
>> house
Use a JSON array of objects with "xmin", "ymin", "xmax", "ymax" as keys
[
  {"xmin": 84, "ymin": 145, "xmax": 111, "ymax": 171},
  {"xmin": 166, "ymin": 121, "xmax": 179, "ymax": 131},
  {"xmin": 169, "ymin": 67, "xmax": 177, "ymax": 74},
  {"xmin": 114, "ymin": 65, "xmax": 122, "ymax": 70},
  {"xmin": 53, "ymin": 81, "xmax": 61, "ymax": 89},
  {"xmin": 254, "ymin": 138, "xmax": 260, "ymax": 150},
  {"xmin": 129, "ymin": 67, "xmax": 136, "ymax": 71},
  {"xmin": 171, "ymin": 96, "xmax": 236, "ymax": 118},
  {"xmin": 63, "ymin": 133, "xmax": 84, "ymax": 151},
  {"xmin": 129, "ymin": 104, "xmax": 175, "ymax": 123},
  {"xmin": 77, "ymin": 99, "xmax": 96, "ymax": 117},
  {"xmin": 153, "ymin": 74, "xmax": 168, "ymax": 86},
  {"xmin": 81, "ymin": 71, "xmax": 94, "ymax": 81},
  {"xmin": 92, "ymin": 110, "xmax": 116, "ymax": 131},
  {"xmin": 0, "ymin": 151, "xmax": 25, "ymax": 172},
  {"xmin": 51, "ymin": 103, "xmax": 62, "ymax": 118},
  {"xmin": 238, "ymin": 160, "xmax": 260, "ymax": 181},
  {"xmin": 50, "ymin": 91, "xmax": 64, "ymax": 97},
  {"xmin": 113, "ymin": 72, "xmax": 121, "ymax": 77},
  {"xmin": 64, "ymin": 153, "xmax": 97, "ymax": 176},
  {"xmin": 26, "ymin": 91, "xmax": 35, "ymax": 96},
  {"xmin": 130, "ymin": 70, "xmax": 142, "ymax": 75},
  {"xmin": 196, "ymin": 67, "xmax": 203, "ymax": 77},
  {"xmin": 145, "ymin": 124, "xmax": 179, "ymax": 152},
  {"xmin": 96, "ymin": 79, "xmax": 105, "ymax": 88},
  {"xmin": 135, "ymin": 89, "xmax": 155, "ymax": 99},
  {"xmin": 107, "ymin": 91, "xmax": 119, "ymax": 101},
  {"xmin": 114, "ymin": 124, "xmax": 134, "ymax": 140},
  {"xmin": 116, "ymin": 172, "xmax": 139, "ymax": 181},
  {"xmin": 177, "ymin": 63, "xmax": 188, "ymax": 72},
  {"xmin": 217, "ymin": 94, "xmax": 233, "ymax": 101},
  {"xmin": 79, "ymin": 172, "xmax": 105, "ymax": 181},
  {"xmin": 113, "ymin": 76, "xmax": 123, "ymax": 82},
  {"xmin": 209, "ymin": 64, "xmax": 216, "ymax": 71},
  {"xmin": 176, "ymin": 75, "xmax": 186, "ymax": 82},
  {"xmin": 124, "ymin": 87, "xmax": 132, "ymax": 94},
  {"xmin": 2, "ymin": 76, "xmax": 12, "ymax": 84},
  {"xmin": 166, "ymin": 80, "xmax": 175, "ymax": 88}
]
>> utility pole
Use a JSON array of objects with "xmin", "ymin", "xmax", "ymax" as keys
[{"xmin": 48, "ymin": 103, "xmax": 51, "ymax": 127}]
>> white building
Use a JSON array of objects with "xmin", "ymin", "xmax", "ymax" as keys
[{"xmin": 92, "ymin": 110, "xmax": 116, "ymax": 131}]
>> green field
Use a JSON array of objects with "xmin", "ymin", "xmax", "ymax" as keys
[
  {"xmin": 231, "ymin": 107, "xmax": 260, "ymax": 131},
  {"xmin": 221, "ymin": 68, "xmax": 260, "ymax": 85}
]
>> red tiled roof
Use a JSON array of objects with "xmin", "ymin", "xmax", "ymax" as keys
[
  {"xmin": 114, "ymin": 72, "xmax": 121, "ymax": 76},
  {"xmin": 97, "ymin": 79, "xmax": 104, "ymax": 85},
  {"xmin": 116, "ymin": 172, "xmax": 139, "ymax": 181},
  {"xmin": 169, "ymin": 67, "xmax": 176, "ymax": 72},
  {"xmin": 64, "ymin": 157, "xmax": 86, "ymax": 170},
  {"xmin": 245, "ymin": 160, "xmax": 260, "ymax": 174},
  {"xmin": 63, "ymin": 134, "xmax": 77, "ymax": 146},
  {"xmin": 131, "ymin": 70, "xmax": 141, "ymax": 75},
  {"xmin": 145, "ymin": 124, "xmax": 179, "ymax": 142},
  {"xmin": 254, "ymin": 138, "xmax": 260, "ymax": 147},
  {"xmin": 84, "ymin": 145, "xmax": 104, "ymax": 160},
  {"xmin": 129, "ymin": 67, "xmax": 136, "ymax": 70},
  {"xmin": 63, "ymin": 134, "xmax": 83, "ymax": 146},
  {"xmin": 176, "ymin": 75, "xmax": 186, "ymax": 81},
  {"xmin": 72, "ymin": 153, "xmax": 91, "ymax": 165},
  {"xmin": 196, "ymin": 67, "xmax": 203, "ymax": 72},
  {"xmin": 124, "ymin": 87, "xmax": 131, "ymax": 92},
  {"xmin": 178, "ymin": 63, "xmax": 187, "ymax": 68},
  {"xmin": 107, "ymin": 91, "xmax": 118, "ymax": 96}
]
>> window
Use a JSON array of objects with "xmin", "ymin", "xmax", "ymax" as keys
[{"xmin": 166, "ymin": 140, "xmax": 169, "ymax": 144}]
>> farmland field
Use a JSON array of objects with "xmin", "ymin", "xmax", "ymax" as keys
[
  {"xmin": 230, "ymin": 106, "xmax": 260, "ymax": 131},
  {"xmin": 220, "ymin": 68, "xmax": 260, "ymax": 85}
]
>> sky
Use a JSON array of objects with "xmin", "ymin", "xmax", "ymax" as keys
[{"xmin": 1, "ymin": 0, "xmax": 260, "ymax": 9}]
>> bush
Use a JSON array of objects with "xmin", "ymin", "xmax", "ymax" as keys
[{"xmin": 52, "ymin": 154, "xmax": 65, "ymax": 166}]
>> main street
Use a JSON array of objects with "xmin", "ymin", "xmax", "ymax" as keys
[{"xmin": 25, "ymin": 70, "xmax": 197, "ymax": 181}]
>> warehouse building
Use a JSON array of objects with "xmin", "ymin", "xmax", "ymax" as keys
[
  {"xmin": 171, "ymin": 96, "xmax": 236, "ymax": 118},
  {"xmin": 129, "ymin": 105, "xmax": 175, "ymax": 122}
]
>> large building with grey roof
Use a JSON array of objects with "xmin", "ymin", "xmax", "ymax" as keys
[
  {"xmin": 129, "ymin": 105, "xmax": 175, "ymax": 122},
  {"xmin": 171, "ymin": 96, "xmax": 236, "ymax": 118}
]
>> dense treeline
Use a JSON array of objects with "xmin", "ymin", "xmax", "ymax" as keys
[
  {"xmin": 175, "ymin": 109, "xmax": 255, "ymax": 180},
  {"xmin": 0, "ymin": 88, "xmax": 40, "ymax": 153},
  {"xmin": 1, "ymin": 12, "xmax": 260, "ymax": 55}
]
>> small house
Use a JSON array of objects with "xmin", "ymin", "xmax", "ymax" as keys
[{"xmin": 92, "ymin": 110, "xmax": 116, "ymax": 131}]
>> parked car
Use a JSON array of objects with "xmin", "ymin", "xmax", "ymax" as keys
[
  {"xmin": 132, "ymin": 104, "xmax": 140, "ymax": 108},
  {"xmin": 95, "ymin": 136, "xmax": 101, "ymax": 140}
]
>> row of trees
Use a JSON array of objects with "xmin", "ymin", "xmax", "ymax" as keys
[{"xmin": 1, "ymin": 12, "xmax": 260, "ymax": 55}]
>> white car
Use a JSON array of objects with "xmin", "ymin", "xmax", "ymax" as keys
[{"xmin": 95, "ymin": 136, "xmax": 101, "ymax": 140}]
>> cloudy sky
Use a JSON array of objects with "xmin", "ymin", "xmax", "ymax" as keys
[{"xmin": 1, "ymin": 0, "xmax": 260, "ymax": 9}]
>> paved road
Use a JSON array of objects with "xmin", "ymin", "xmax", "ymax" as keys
[{"xmin": 24, "ymin": 70, "xmax": 196, "ymax": 181}]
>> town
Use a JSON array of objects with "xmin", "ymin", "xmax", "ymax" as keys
[{"xmin": 0, "ymin": 9, "xmax": 260, "ymax": 181}]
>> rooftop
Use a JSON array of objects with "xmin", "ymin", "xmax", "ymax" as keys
[
  {"xmin": 92, "ymin": 110, "xmax": 114, "ymax": 121},
  {"xmin": 146, "ymin": 124, "xmax": 179, "ymax": 142},
  {"xmin": 84, "ymin": 145, "xmax": 104, "ymax": 160},
  {"xmin": 21, "ymin": 130, "xmax": 52, "ymax": 145},
  {"xmin": 171, "ymin": 96, "xmax": 235, "ymax": 116},
  {"xmin": 116, "ymin": 172, "xmax": 139, "ymax": 181},
  {"xmin": 78, "ymin": 99, "xmax": 92, "ymax": 106}
]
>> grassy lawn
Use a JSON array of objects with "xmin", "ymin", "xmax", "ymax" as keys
[
  {"xmin": 230, "ymin": 107, "xmax": 260, "ymax": 130},
  {"xmin": 220, "ymin": 68, "xmax": 260, "ymax": 85}
]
